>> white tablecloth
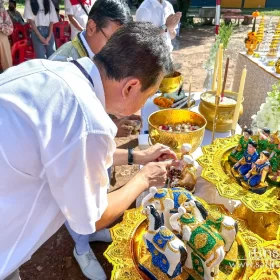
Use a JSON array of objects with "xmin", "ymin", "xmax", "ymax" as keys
[{"xmin": 136, "ymin": 92, "xmax": 241, "ymax": 212}]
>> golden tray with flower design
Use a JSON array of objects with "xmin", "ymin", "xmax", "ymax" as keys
[
  {"xmin": 197, "ymin": 135, "xmax": 280, "ymax": 216},
  {"xmin": 104, "ymin": 202, "xmax": 280, "ymax": 280}
]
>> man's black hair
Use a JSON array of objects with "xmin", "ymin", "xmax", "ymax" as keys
[
  {"xmin": 9, "ymin": 0, "xmax": 16, "ymax": 5},
  {"xmin": 244, "ymin": 128, "xmax": 253, "ymax": 136},
  {"xmin": 248, "ymin": 140, "xmax": 258, "ymax": 149},
  {"xmin": 94, "ymin": 22, "xmax": 173, "ymax": 91},
  {"xmin": 88, "ymin": 0, "xmax": 132, "ymax": 31}
]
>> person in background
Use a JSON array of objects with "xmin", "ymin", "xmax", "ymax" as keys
[
  {"xmin": 24, "ymin": 0, "xmax": 58, "ymax": 58},
  {"xmin": 136, "ymin": 0, "xmax": 181, "ymax": 53},
  {"xmin": 50, "ymin": 0, "xmax": 139, "ymax": 138},
  {"xmin": 0, "ymin": 0, "xmax": 13, "ymax": 72},
  {"xmin": 7, "ymin": 0, "xmax": 24, "ymax": 24},
  {"xmin": 65, "ymin": 0, "xmax": 95, "ymax": 40},
  {"xmin": 0, "ymin": 22, "xmax": 175, "ymax": 280}
]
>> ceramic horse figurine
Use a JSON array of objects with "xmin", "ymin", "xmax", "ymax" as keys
[
  {"xmin": 170, "ymin": 207, "xmax": 226, "ymax": 280},
  {"xmin": 142, "ymin": 187, "xmax": 206, "ymax": 231},
  {"xmin": 181, "ymin": 200, "xmax": 238, "ymax": 252},
  {"xmin": 142, "ymin": 205, "xmax": 188, "ymax": 279}
]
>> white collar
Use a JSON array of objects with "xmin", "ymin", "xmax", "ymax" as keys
[
  {"xmin": 80, "ymin": 31, "xmax": 95, "ymax": 60},
  {"xmin": 76, "ymin": 57, "xmax": 105, "ymax": 108},
  {"xmin": 149, "ymin": 0, "xmax": 166, "ymax": 8}
]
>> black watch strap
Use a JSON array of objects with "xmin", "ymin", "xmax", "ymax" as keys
[{"xmin": 128, "ymin": 148, "xmax": 134, "ymax": 165}]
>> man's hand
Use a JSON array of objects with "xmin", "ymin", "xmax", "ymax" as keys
[
  {"xmin": 138, "ymin": 160, "xmax": 178, "ymax": 187},
  {"xmin": 166, "ymin": 12, "xmax": 182, "ymax": 31},
  {"xmin": 114, "ymin": 115, "xmax": 142, "ymax": 137},
  {"xmin": 135, "ymin": 143, "xmax": 177, "ymax": 165}
]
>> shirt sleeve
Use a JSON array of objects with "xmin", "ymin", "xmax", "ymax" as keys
[
  {"xmin": 65, "ymin": 0, "xmax": 74, "ymax": 16},
  {"xmin": 23, "ymin": 0, "xmax": 35, "ymax": 21},
  {"xmin": 49, "ymin": 0, "xmax": 59, "ymax": 23},
  {"xmin": 45, "ymin": 133, "xmax": 116, "ymax": 235},
  {"xmin": 135, "ymin": 7, "xmax": 151, "ymax": 22}
]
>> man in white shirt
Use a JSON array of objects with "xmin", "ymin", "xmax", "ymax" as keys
[
  {"xmin": 65, "ymin": 0, "xmax": 94, "ymax": 39},
  {"xmin": 0, "ymin": 22, "xmax": 176, "ymax": 280},
  {"xmin": 136, "ymin": 0, "xmax": 181, "ymax": 53}
]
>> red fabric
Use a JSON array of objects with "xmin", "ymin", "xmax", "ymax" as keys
[{"xmin": 69, "ymin": 0, "xmax": 91, "ymax": 6}]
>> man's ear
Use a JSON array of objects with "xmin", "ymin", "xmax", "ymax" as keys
[
  {"xmin": 87, "ymin": 19, "xmax": 97, "ymax": 36},
  {"xmin": 121, "ymin": 78, "xmax": 141, "ymax": 100}
]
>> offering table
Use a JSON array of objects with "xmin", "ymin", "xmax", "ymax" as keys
[{"xmin": 231, "ymin": 52, "xmax": 280, "ymax": 126}]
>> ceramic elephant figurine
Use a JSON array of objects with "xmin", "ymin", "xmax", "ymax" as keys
[
  {"xmin": 170, "ymin": 207, "xmax": 226, "ymax": 280},
  {"xmin": 142, "ymin": 205, "xmax": 188, "ymax": 279},
  {"xmin": 181, "ymin": 200, "xmax": 238, "ymax": 252},
  {"xmin": 142, "ymin": 187, "xmax": 207, "ymax": 231}
]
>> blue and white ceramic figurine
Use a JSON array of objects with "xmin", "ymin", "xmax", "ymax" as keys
[
  {"xmin": 142, "ymin": 187, "xmax": 207, "ymax": 231},
  {"xmin": 169, "ymin": 207, "xmax": 226, "ymax": 280},
  {"xmin": 142, "ymin": 205, "xmax": 188, "ymax": 279},
  {"xmin": 181, "ymin": 200, "xmax": 238, "ymax": 253},
  {"xmin": 233, "ymin": 140, "xmax": 259, "ymax": 177},
  {"xmin": 241, "ymin": 150, "xmax": 270, "ymax": 194}
]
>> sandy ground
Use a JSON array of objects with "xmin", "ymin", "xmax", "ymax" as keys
[{"xmin": 15, "ymin": 16, "xmax": 278, "ymax": 280}]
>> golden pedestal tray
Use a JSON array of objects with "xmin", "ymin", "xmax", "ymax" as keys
[
  {"xmin": 197, "ymin": 135, "xmax": 280, "ymax": 240},
  {"xmin": 104, "ymin": 203, "xmax": 280, "ymax": 280}
]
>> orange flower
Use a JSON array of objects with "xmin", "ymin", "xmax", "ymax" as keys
[{"xmin": 252, "ymin": 11, "xmax": 260, "ymax": 18}]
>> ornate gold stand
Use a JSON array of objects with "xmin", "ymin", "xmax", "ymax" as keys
[{"xmin": 104, "ymin": 204, "xmax": 279, "ymax": 280}]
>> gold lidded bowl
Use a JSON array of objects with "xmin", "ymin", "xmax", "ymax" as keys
[
  {"xmin": 148, "ymin": 109, "xmax": 207, "ymax": 154},
  {"xmin": 159, "ymin": 71, "xmax": 183, "ymax": 93},
  {"xmin": 199, "ymin": 90, "xmax": 243, "ymax": 132}
]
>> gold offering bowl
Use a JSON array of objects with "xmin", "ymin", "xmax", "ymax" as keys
[
  {"xmin": 276, "ymin": 58, "xmax": 280, "ymax": 74},
  {"xmin": 199, "ymin": 90, "xmax": 243, "ymax": 132},
  {"xmin": 159, "ymin": 72, "xmax": 183, "ymax": 93},
  {"xmin": 148, "ymin": 109, "xmax": 207, "ymax": 154}
]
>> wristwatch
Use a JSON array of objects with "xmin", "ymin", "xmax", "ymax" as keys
[
  {"xmin": 128, "ymin": 148, "xmax": 134, "ymax": 165},
  {"xmin": 160, "ymin": 24, "xmax": 168, "ymax": 32}
]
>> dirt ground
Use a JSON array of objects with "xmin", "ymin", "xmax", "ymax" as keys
[{"xmin": 18, "ymin": 17, "xmax": 276, "ymax": 280}]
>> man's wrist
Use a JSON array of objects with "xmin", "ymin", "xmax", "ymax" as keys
[{"xmin": 133, "ymin": 150, "xmax": 145, "ymax": 165}]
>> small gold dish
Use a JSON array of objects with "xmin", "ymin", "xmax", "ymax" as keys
[
  {"xmin": 148, "ymin": 109, "xmax": 207, "ymax": 154},
  {"xmin": 159, "ymin": 72, "xmax": 183, "ymax": 93}
]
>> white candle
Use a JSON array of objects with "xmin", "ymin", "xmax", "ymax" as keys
[
  {"xmin": 216, "ymin": 44, "xmax": 224, "ymax": 97},
  {"xmin": 232, "ymin": 66, "xmax": 247, "ymax": 131},
  {"xmin": 212, "ymin": 50, "xmax": 219, "ymax": 91}
]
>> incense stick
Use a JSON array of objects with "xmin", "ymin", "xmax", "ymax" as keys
[{"xmin": 221, "ymin": 57, "xmax": 230, "ymax": 102}]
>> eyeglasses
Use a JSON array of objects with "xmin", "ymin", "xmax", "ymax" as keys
[{"xmin": 96, "ymin": 24, "xmax": 109, "ymax": 41}]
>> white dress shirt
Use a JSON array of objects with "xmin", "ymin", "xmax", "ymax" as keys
[
  {"xmin": 65, "ymin": 0, "xmax": 95, "ymax": 39},
  {"xmin": 0, "ymin": 57, "xmax": 117, "ymax": 279},
  {"xmin": 24, "ymin": 0, "xmax": 58, "ymax": 27},
  {"xmin": 136, "ymin": 0, "xmax": 176, "ymax": 52}
]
